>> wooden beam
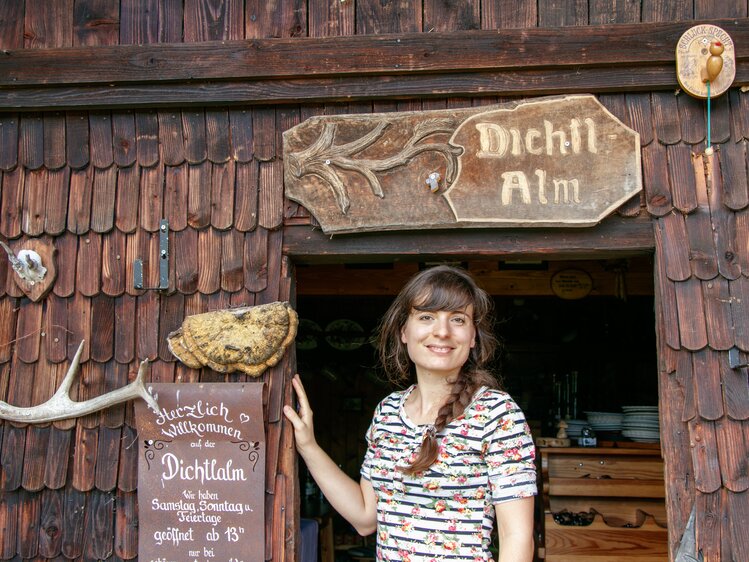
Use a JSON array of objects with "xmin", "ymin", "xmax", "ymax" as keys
[
  {"xmin": 2, "ymin": 19, "xmax": 747, "ymax": 86},
  {"xmin": 0, "ymin": 19, "xmax": 746, "ymax": 109},
  {"xmin": 283, "ymin": 214, "xmax": 655, "ymax": 264}
]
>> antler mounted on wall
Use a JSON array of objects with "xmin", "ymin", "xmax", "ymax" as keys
[{"xmin": 0, "ymin": 340, "xmax": 161, "ymax": 424}]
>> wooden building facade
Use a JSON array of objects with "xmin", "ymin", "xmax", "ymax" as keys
[{"xmin": 0, "ymin": 1, "xmax": 747, "ymax": 561}]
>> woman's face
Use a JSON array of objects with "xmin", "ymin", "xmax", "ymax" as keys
[{"xmin": 400, "ymin": 305, "xmax": 476, "ymax": 379}]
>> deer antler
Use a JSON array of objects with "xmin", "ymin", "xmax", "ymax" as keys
[{"xmin": 0, "ymin": 340, "xmax": 161, "ymax": 423}]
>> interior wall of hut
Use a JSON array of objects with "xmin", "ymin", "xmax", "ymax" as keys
[{"xmin": 294, "ymin": 257, "xmax": 657, "ymax": 547}]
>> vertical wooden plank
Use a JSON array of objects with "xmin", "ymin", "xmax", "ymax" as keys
[
  {"xmin": 258, "ymin": 227, "xmax": 282, "ymax": 304},
  {"xmin": 356, "ymin": 0, "xmax": 421, "ymax": 33},
  {"xmin": 95, "ymin": 426, "xmax": 121, "ymax": 492},
  {"xmin": 16, "ymin": 300, "xmax": 43, "ymax": 364},
  {"xmin": 642, "ymin": 142, "xmax": 673, "ymax": 216},
  {"xmin": 206, "ymin": 108, "xmax": 231, "ymax": 163},
  {"xmin": 117, "ymin": 425, "xmax": 138, "ymax": 492},
  {"xmin": 674, "ymin": 278, "xmax": 709, "ymax": 351},
  {"xmin": 687, "ymin": 152, "xmax": 719, "ymax": 280},
  {"xmin": 692, "ymin": 349, "xmax": 725, "ymax": 420},
  {"xmin": 44, "ymin": 294, "xmax": 68, "ymax": 363},
  {"xmin": 651, "ymin": 92, "xmax": 682, "ymax": 145},
  {"xmin": 188, "ymin": 161, "xmax": 212, "ymax": 229},
  {"xmin": 197, "ymin": 228, "xmax": 221, "ymax": 294},
  {"xmin": 308, "ymin": 0, "xmax": 354, "ymax": 36},
  {"xmin": 164, "ymin": 162, "xmax": 188, "ymax": 231},
  {"xmin": 135, "ymin": 110, "xmax": 159, "ymax": 168},
  {"xmin": 137, "ymin": 291, "xmax": 159, "ymax": 361},
  {"xmin": 245, "ymin": 0, "xmax": 306, "ymax": 38},
  {"xmin": 183, "ymin": 109, "xmax": 207, "ymax": 164},
  {"xmin": 234, "ymin": 160, "xmax": 259, "ymax": 232},
  {"xmin": 706, "ymin": 152, "xmax": 741, "ymax": 280},
  {"xmin": 695, "ymin": 0, "xmax": 747, "ymax": 18},
  {"xmin": 537, "ymin": 0, "xmax": 588, "ymax": 26},
  {"xmin": 0, "ymin": 298, "xmax": 17, "ymax": 364},
  {"xmin": 44, "ymin": 166, "xmax": 71, "ymax": 236},
  {"xmin": 245, "ymin": 227, "xmax": 268, "ymax": 292},
  {"xmin": 258, "ymin": 159, "xmax": 283, "ymax": 229},
  {"xmin": 211, "ymin": 160, "xmax": 235, "ymax": 230},
  {"xmin": 720, "ymin": 139, "xmax": 749, "ymax": 211},
  {"xmin": 52, "ymin": 232, "xmax": 78, "ymax": 298},
  {"xmin": 120, "ymin": 0, "xmax": 160, "ymax": 44},
  {"xmin": 139, "ymin": 163, "xmax": 164, "ymax": 232},
  {"xmin": 157, "ymin": 293, "xmax": 185, "ymax": 361},
  {"xmin": 60, "ymin": 488, "xmax": 85, "ymax": 558},
  {"xmin": 115, "ymin": 164, "xmax": 140, "ymax": 234},
  {"xmin": 44, "ymin": 427, "xmax": 72, "ymax": 489},
  {"xmin": 73, "ymin": 0, "xmax": 120, "ymax": 46},
  {"xmin": 642, "ymin": 0, "xmax": 692, "ymax": 21},
  {"xmin": 21, "ymin": 425, "xmax": 49, "ymax": 492},
  {"xmin": 0, "ymin": 113, "xmax": 19, "ymax": 172},
  {"xmin": 23, "ymin": 167, "xmax": 48, "ymax": 236},
  {"xmin": 67, "ymin": 294, "xmax": 91, "ymax": 361},
  {"xmin": 112, "ymin": 110, "xmax": 137, "ymax": 168},
  {"xmin": 71, "ymin": 423, "xmax": 98, "ymax": 491},
  {"xmin": 24, "ymin": 0, "xmax": 74, "ymax": 47},
  {"xmin": 90, "ymin": 111, "xmax": 114, "ymax": 169},
  {"xmin": 114, "ymin": 489, "xmax": 137, "ymax": 559},
  {"xmin": 158, "ymin": 110, "xmax": 185, "ymax": 166},
  {"xmin": 31, "ymin": 347, "xmax": 58, "ymax": 410},
  {"xmin": 6, "ymin": 356, "xmax": 34, "ymax": 411},
  {"xmin": 66, "ymin": 112, "xmax": 91, "ymax": 170},
  {"xmin": 43, "ymin": 111, "xmax": 67, "ymax": 170},
  {"xmin": 0, "ymin": 166, "xmax": 23, "ymax": 239},
  {"xmin": 0, "ymin": 490, "xmax": 19, "ymax": 558},
  {"xmin": 667, "ymin": 144, "xmax": 698, "ymax": 214},
  {"xmin": 185, "ymin": 0, "xmax": 244, "ymax": 41},
  {"xmin": 695, "ymin": 490, "xmax": 722, "ymax": 561},
  {"xmin": 19, "ymin": 113, "xmax": 44, "ymax": 170},
  {"xmin": 589, "ymin": 0, "xmax": 640, "ymax": 23},
  {"xmin": 0, "ymin": 1, "xmax": 24, "ymax": 49},
  {"xmin": 174, "ymin": 228, "xmax": 199, "ymax": 294},
  {"xmin": 17, "ymin": 489, "xmax": 41, "ymax": 558},
  {"xmin": 76, "ymin": 231, "xmax": 103, "ymax": 297},
  {"xmin": 101, "ymin": 228, "xmax": 126, "ymax": 297},
  {"xmin": 679, "ymin": 94, "xmax": 706, "ymax": 146},
  {"xmin": 230, "ymin": 108, "xmax": 254, "ymax": 162},
  {"xmin": 221, "ymin": 228, "xmax": 244, "ymax": 292},
  {"xmin": 101, "ymin": 360, "xmax": 128, "ymax": 428},
  {"xmin": 115, "ymin": 293, "xmax": 136, "ymax": 364},
  {"xmin": 702, "ymin": 278, "xmax": 734, "ymax": 351},
  {"xmin": 38, "ymin": 488, "xmax": 64, "ymax": 558},
  {"xmin": 68, "ymin": 166, "xmax": 93, "ymax": 235},
  {"xmin": 252, "ymin": 107, "xmax": 275, "ymax": 161},
  {"xmin": 1, "ymin": 424, "xmax": 25, "ymax": 490},
  {"xmin": 482, "ymin": 0, "xmax": 537, "ymax": 28},
  {"xmin": 90, "ymin": 295, "xmax": 115, "ymax": 362},
  {"xmin": 423, "ymin": 0, "xmax": 479, "ymax": 31},
  {"xmin": 91, "ymin": 165, "xmax": 117, "ymax": 233}
]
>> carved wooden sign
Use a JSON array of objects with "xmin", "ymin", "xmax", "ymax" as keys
[
  {"xmin": 283, "ymin": 95, "xmax": 641, "ymax": 234},
  {"xmin": 134, "ymin": 383, "xmax": 265, "ymax": 562}
]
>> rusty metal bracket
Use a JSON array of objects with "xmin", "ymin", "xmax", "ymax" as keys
[{"xmin": 133, "ymin": 219, "xmax": 170, "ymax": 291}]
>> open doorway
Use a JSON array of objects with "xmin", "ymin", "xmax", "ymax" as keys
[{"xmin": 294, "ymin": 256, "xmax": 659, "ymax": 560}]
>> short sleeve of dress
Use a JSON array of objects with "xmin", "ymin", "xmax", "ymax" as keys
[
  {"xmin": 360, "ymin": 400, "xmax": 384, "ymax": 482},
  {"xmin": 481, "ymin": 392, "xmax": 538, "ymax": 504}
]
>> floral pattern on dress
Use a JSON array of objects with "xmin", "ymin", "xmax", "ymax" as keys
[{"xmin": 361, "ymin": 386, "xmax": 537, "ymax": 562}]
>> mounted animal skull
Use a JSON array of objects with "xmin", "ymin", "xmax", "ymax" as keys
[
  {"xmin": 0, "ymin": 240, "xmax": 47, "ymax": 284},
  {"xmin": 0, "ymin": 340, "xmax": 161, "ymax": 424}
]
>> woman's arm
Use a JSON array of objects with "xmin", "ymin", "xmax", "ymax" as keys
[
  {"xmin": 494, "ymin": 496, "xmax": 535, "ymax": 562},
  {"xmin": 283, "ymin": 375, "xmax": 378, "ymax": 536}
]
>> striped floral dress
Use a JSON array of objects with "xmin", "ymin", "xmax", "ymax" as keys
[{"xmin": 360, "ymin": 385, "xmax": 537, "ymax": 562}]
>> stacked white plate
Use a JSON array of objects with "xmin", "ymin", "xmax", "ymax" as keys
[
  {"xmin": 584, "ymin": 411, "xmax": 624, "ymax": 433},
  {"xmin": 621, "ymin": 406, "xmax": 660, "ymax": 442}
]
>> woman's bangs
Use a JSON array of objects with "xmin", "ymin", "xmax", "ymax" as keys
[{"xmin": 412, "ymin": 283, "xmax": 473, "ymax": 313}]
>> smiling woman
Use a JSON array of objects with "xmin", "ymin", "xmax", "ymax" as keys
[{"xmin": 285, "ymin": 265, "xmax": 537, "ymax": 562}]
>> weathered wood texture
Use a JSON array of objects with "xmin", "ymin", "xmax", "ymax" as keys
[
  {"xmin": 0, "ymin": 2, "xmax": 746, "ymax": 562},
  {"xmin": 2, "ymin": 19, "xmax": 749, "ymax": 108}
]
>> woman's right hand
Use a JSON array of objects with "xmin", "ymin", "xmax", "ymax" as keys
[{"xmin": 283, "ymin": 374, "xmax": 318, "ymax": 453}]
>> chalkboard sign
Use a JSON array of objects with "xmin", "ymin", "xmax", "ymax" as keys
[{"xmin": 135, "ymin": 383, "xmax": 265, "ymax": 562}]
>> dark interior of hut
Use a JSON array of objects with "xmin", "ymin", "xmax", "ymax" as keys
[{"xmin": 294, "ymin": 257, "xmax": 657, "ymax": 557}]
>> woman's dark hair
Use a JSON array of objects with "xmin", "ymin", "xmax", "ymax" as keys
[{"xmin": 375, "ymin": 265, "xmax": 499, "ymax": 474}]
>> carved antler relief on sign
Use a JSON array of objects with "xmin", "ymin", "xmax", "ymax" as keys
[
  {"xmin": 0, "ymin": 341, "xmax": 160, "ymax": 423},
  {"xmin": 167, "ymin": 301, "xmax": 298, "ymax": 377},
  {"xmin": 283, "ymin": 95, "xmax": 642, "ymax": 234},
  {"xmin": 285, "ymin": 119, "xmax": 462, "ymax": 214}
]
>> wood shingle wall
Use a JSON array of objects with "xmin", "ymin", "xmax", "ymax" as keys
[{"xmin": 0, "ymin": 1, "xmax": 748, "ymax": 562}]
